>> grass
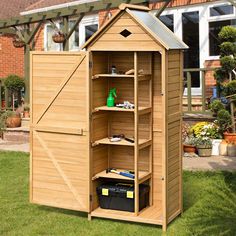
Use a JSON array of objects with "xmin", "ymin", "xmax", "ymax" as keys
[{"xmin": 0, "ymin": 152, "xmax": 236, "ymax": 236}]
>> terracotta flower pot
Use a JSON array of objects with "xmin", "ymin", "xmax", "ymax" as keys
[
  {"xmin": 183, "ymin": 144, "xmax": 196, "ymax": 153},
  {"xmin": 24, "ymin": 111, "xmax": 30, "ymax": 118},
  {"xmin": 224, "ymin": 132, "xmax": 236, "ymax": 143},
  {"xmin": 6, "ymin": 115, "xmax": 21, "ymax": 128}
]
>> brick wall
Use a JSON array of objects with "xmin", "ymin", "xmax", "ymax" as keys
[
  {"xmin": 0, "ymin": 34, "xmax": 24, "ymax": 78},
  {"xmin": 204, "ymin": 59, "xmax": 220, "ymax": 97}
]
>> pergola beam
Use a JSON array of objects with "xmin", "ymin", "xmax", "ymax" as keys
[
  {"xmin": 0, "ymin": 0, "xmax": 150, "ymax": 29},
  {"xmin": 155, "ymin": 0, "xmax": 172, "ymax": 17}
]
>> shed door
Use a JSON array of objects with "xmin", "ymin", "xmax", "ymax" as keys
[{"xmin": 30, "ymin": 52, "xmax": 89, "ymax": 212}]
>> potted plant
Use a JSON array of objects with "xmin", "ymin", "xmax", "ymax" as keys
[
  {"xmin": 12, "ymin": 36, "xmax": 25, "ymax": 48},
  {"xmin": 190, "ymin": 121, "xmax": 222, "ymax": 156},
  {"xmin": 183, "ymin": 135, "xmax": 197, "ymax": 153},
  {"xmin": 5, "ymin": 110, "xmax": 21, "ymax": 128},
  {"xmin": 23, "ymin": 103, "xmax": 30, "ymax": 118},
  {"xmin": 52, "ymin": 31, "xmax": 66, "ymax": 43},
  {"xmin": 196, "ymin": 137, "xmax": 213, "ymax": 157},
  {"xmin": 214, "ymin": 26, "xmax": 236, "ymax": 141},
  {"xmin": 4, "ymin": 74, "xmax": 25, "ymax": 110},
  {"xmin": 209, "ymin": 99, "xmax": 225, "ymax": 117}
]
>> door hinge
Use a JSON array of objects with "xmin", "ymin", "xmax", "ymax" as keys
[
  {"xmin": 89, "ymin": 61, "xmax": 93, "ymax": 68},
  {"xmin": 90, "ymin": 194, "xmax": 92, "ymax": 202}
]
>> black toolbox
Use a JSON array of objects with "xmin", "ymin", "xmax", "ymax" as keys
[{"xmin": 96, "ymin": 182, "xmax": 150, "ymax": 212}]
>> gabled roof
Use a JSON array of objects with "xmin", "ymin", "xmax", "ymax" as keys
[{"xmin": 82, "ymin": 4, "xmax": 188, "ymax": 50}]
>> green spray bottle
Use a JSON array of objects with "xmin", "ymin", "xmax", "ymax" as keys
[{"xmin": 107, "ymin": 88, "xmax": 117, "ymax": 107}]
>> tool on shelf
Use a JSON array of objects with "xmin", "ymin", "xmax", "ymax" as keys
[
  {"xmin": 116, "ymin": 101, "xmax": 134, "ymax": 109},
  {"xmin": 109, "ymin": 134, "xmax": 134, "ymax": 143},
  {"xmin": 106, "ymin": 168, "xmax": 135, "ymax": 179},
  {"xmin": 107, "ymin": 88, "xmax": 117, "ymax": 107}
]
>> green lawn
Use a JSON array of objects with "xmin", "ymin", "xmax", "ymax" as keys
[{"xmin": 1, "ymin": 152, "xmax": 236, "ymax": 236}]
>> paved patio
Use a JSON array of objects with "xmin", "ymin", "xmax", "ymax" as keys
[{"xmin": 0, "ymin": 141, "xmax": 235, "ymax": 171}]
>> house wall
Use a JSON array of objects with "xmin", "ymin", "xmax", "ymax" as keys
[{"xmin": 0, "ymin": 34, "xmax": 24, "ymax": 78}]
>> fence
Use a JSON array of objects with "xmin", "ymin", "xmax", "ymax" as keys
[{"xmin": 183, "ymin": 68, "xmax": 217, "ymax": 114}]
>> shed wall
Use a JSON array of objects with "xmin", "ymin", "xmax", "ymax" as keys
[
  {"xmin": 89, "ymin": 12, "xmax": 163, "ymax": 51},
  {"xmin": 153, "ymin": 52, "xmax": 163, "ymax": 212},
  {"xmin": 166, "ymin": 50, "xmax": 183, "ymax": 222}
]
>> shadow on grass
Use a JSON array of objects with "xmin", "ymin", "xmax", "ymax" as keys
[{"xmin": 37, "ymin": 205, "xmax": 87, "ymax": 218}]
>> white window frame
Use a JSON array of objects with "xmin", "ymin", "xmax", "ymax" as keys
[
  {"xmin": 207, "ymin": 2, "xmax": 236, "ymax": 60},
  {"xmin": 44, "ymin": 22, "xmax": 62, "ymax": 51},
  {"xmin": 44, "ymin": 13, "xmax": 99, "ymax": 51},
  {"xmin": 153, "ymin": 1, "xmax": 235, "ymax": 96}
]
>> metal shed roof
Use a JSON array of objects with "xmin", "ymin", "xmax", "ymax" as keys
[{"xmin": 129, "ymin": 9, "xmax": 188, "ymax": 50}]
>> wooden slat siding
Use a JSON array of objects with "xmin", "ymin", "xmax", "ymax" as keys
[
  {"xmin": 90, "ymin": 13, "xmax": 163, "ymax": 52},
  {"xmin": 31, "ymin": 52, "xmax": 89, "ymax": 213},
  {"xmin": 92, "ymin": 145, "xmax": 108, "ymax": 176},
  {"xmin": 152, "ymin": 52, "xmax": 163, "ymax": 213},
  {"xmin": 166, "ymin": 50, "xmax": 182, "ymax": 222}
]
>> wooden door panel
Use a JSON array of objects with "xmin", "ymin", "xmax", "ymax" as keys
[{"xmin": 30, "ymin": 52, "xmax": 89, "ymax": 212}]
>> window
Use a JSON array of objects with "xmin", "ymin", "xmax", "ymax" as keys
[
  {"xmin": 69, "ymin": 20, "xmax": 79, "ymax": 51},
  {"xmin": 209, "ymin": 19, "xmax": 236, "ymax": 56},
  {"xmin": 45, "ymin": 24, "xmax": 62, "ymax": 51},
  {"xmin": 85, "ymin": 24, "xmax": 98, "ymax": 41},
  {"xmin": 210, "ymin": 4, "xmax": 234, "ymax": 17},
  {"xmin": 44, "ymin": 14, "xmax": 99, "ymax": 51},
  {"xmin": 182, "ymin": 11, "xmax": 200, "ymax": 88},
  {"xmin": 159, "ymin": 14, "xmax": 174, "ymax": 32}
]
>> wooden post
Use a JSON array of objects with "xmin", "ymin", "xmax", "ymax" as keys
[
  {"xmin": 134, "ymin": 52, "xmax": 139, "ymax": 216},
  {"xmin": 201, "ymin": 71, "xmax": 206, "ymax": 112},
  {"xmin": 63, "ymin": 16, "xmax": 69, "ymax": 51},
  {"xmin": 24, "ymin": 44, "xmax": 30, "ymax": 103},
  {"xmin": 161, "ymin": 50, "xmax": 167, "ymax": 232},
  {"xmin": 187, "ymin": 72, "xmax": 192, "ymax": 112}
]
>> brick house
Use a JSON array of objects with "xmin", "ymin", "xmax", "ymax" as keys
[{"xmin": 0, "ymin": 0, "xmax": 235, "ymax": 110}]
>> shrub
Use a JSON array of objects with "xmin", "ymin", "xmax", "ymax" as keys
[
  {"xmin": 214, "ymin": 68, "xmax": 228, "ymax": 83},
  {"xmin": 218, "ymin": 26, "xmax": 236, "ymax": 43},
  {"xmin": 220, "ymin": 56, "xmax": 236, "ymax": 72},
  {"xmin": 210, "ymin": 100, "xmax": 225, "ymax": 114},
  {"xmin": 216, "ymin": 109, "xmax": 232, "ymax": 133},
  {"xmin": 220, "ymin": 42, "xmax": 236, "ymax": 57},
  {"xmin": 4, "ymin": 74, "xmax": 25, "ymax": 92},
  {"xmin": 223, "ymin": 80, "xmax": 236, "ymax": 97}
]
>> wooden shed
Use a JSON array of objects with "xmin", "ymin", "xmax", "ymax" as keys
[{"xmin": 30, "ymin": 4, "xmax": 188, "ymax": 231}]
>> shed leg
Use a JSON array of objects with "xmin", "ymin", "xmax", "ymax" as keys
[
  {"xmin": 88, "ymin": 213, "xmax": 92, "ymax": 221},
  {"xmin": 162, "ymin": 223, "xmax": 167, "ymax": 232}
]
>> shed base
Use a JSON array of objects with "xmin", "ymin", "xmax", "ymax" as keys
[{"xmin": 90, "ymin": 206, "xmax": 163, "ymax": 225}]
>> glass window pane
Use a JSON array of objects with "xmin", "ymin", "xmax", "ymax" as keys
[
  {"xmin": 85, "ymin": 24, "xmax": 98, "ymax": 41},
  {"xmin": 46, "ymin": 25, "xmax": 60, "ymax": 51},
  {"xmin": 210, "ymin": 4, "xmax": 234, "ymax": 17},
  {"xmin": 69, "ymin": 20, "xmax": 79, "ymax": 51},
  {"xmin": 159, "ymin": 14, "xmax": 174, "ymax": 32},
  {"xmin": 182, "ymin": 11, "xmax": 200, "ymax": 88},
  {"xmin": 209, "ymin": 19, "xmax": 236, "ymax": 56}
]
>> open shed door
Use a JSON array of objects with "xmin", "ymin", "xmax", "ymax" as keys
[{"xmin": 30, "ymin": 52, "xmax": 90, "ymax": 212}]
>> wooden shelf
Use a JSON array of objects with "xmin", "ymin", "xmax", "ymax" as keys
[
  {"xmin": 91, "ymin": 206, "xmax": 163, "ymax": 225},
  {"xmin": 93, "ymin": 106, "xmax": 151, "ymax": 115},
  {"xmin": 92, "ymin": 74, "xmax": 134, "ymax": 79},
  {"xmin": 92, "ymin": 169, "xmax": 151, "ymax": 183},
  {"xmin": 92, "ymin": 137, "xmax": 151, "ymax": 148},
  {"xmin": 92, "ymin": 74, "xmax": 151, "ymax": 80}
]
